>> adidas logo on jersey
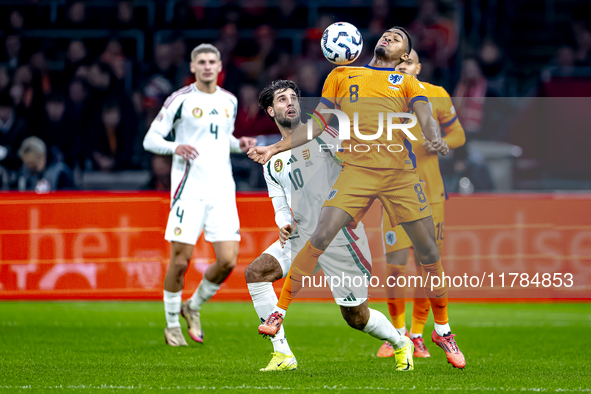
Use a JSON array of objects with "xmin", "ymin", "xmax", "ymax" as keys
[
  {"xmin": 287, "ymin": 155, "xmax": 298, "ymax": 164},
  {"xmin": 343, "ymin": 293, "xmax": 357, "ymax": 302},
  {"xmin": 209, "ymin": 109, "xmax": 218, "ymax": 115}
]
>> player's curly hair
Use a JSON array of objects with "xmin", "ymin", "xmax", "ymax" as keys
[
  {"xmin": 387, "ymin": 26, "xmax": 413, "ymax": 55},
  {"xmin": 258, "ymin": 80, "xmax": 301, "ymax": 120}
]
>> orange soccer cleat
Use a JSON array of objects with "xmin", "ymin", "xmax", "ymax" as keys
[
  {"xmin": 377, "ymin": 341, "xmax": 394, "ymax": 358},
  {"xmin": 410, "ymin": 336, "xmax": 431, "ymax": 358},
  {"xmin": 258, "ymin": 311, "xmax": 284, "ymax": 336},
  {"xmin": 431, "ymin": 330, "xmax": 465, "ymax": 368}
]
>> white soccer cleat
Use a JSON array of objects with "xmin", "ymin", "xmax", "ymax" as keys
[
  {"xmin": 164, "ymin": 327, "xmax": 188, "ymax": 346},
  {"xmin": 180, "ymin": 302, "xmax": 204, "ymax": 343}
]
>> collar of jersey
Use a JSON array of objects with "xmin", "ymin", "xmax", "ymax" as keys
[{"xmin": 364, "ymin": 64, "xmax": 398, "ymax": 71}]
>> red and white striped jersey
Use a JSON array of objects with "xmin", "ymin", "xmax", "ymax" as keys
[{"xmin": 144, "ymin": 83, "xmax": 239, "ymax": 201}]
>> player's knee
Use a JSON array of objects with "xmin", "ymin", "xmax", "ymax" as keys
[
  {"xmin": 170, "ymin": 254, "xmax": 190, "ymax": 272},
  {"xmin": 245, "ymin": 262, "xmax": 266, "ymax": 283},
  {"xmin": 417, "ymin": 247, "xmax": 439, "ymax": 266}
]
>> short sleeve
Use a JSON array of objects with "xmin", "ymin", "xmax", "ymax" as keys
[
  {"xmin": 434, "ymin": 87, "xmax": 458, "ymax": 128},
  {"xmin": 404, "ymin": 75, "xmax": 429, "ymax": 111},
  {"xmin": 315, "ymin": 125, "xmax": 340, "ymax": 158},
  {"xmin": 320, "ymin": 68, "xmax": 340, "ymax": 109}
]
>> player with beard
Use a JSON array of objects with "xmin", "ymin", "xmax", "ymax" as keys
[
  {"xmin": 245, "ymin": 80, "xmax": 409, "ymax": 371},
  {"xmin": 250, "ymin": 28, "xmax": 465, "ymax": 369}
]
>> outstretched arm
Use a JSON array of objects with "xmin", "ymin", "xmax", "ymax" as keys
[{"xmin": 248, "ymin": 102, "xmax": 335, "ymax": 165}]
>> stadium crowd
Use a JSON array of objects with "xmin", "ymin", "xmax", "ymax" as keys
[{"xmin": 0, "ymin": 0, "xmax": 589, "ymax": 191}]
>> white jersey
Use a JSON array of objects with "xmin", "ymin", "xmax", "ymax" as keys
[
  {"xmin": 263, "ymin": 126, "xmax": 365, "ymax": 246},
  {"xmin": 143, "ymin": 83, "xmax": 241, "ymax": 201}
]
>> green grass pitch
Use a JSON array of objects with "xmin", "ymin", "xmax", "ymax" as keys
[{"xmin": 1, "ymin": 301, "xmax": 590, "ymax": 393}]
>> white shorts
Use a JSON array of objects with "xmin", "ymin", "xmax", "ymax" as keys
[
  {"xmin": 262, "ymin": 230, "xmax": 372, "ymax": 307},
  {"xmin": 165, "ymin": 198, "xmax": 241, "ymax": 245}
]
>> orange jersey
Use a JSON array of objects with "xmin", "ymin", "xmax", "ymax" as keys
[
  {"xmin": 409, "ymin": 82, "xmax": 466, "ymax": 204},
  {"xmin": 321, "ymin": 65, "xmax": 428, "ymax": 169}
]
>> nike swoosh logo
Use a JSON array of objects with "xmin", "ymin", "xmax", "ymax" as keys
[
  {"xmin": 349, "ymin": 75, "xmax": 362, "ymax": 79},
  {"xmin": 435, "ymin": 292, "xmax": 447, "ymax": 298},
  {"xmin": 420, "ymin": 205, "xmax": 428, "ymax": 211},
  {"xmin": 277, "ymin": 361, "xmax": 285, "ymax": 367}
]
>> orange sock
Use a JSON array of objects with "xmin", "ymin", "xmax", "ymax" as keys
[
  {"xmin": 385, "ymin": 264, "xmax": 407, "ymax": 329},
  {"xmin": 277, "ymin": 240, "xmax": 324, "ymax": 310},
  {"xmin": 411, "ymin": 285, "xmax": 430, "ymax": 335},
  {"xmin": 421, "ymin": 258, "xmax": 449, "ymax": 325}
]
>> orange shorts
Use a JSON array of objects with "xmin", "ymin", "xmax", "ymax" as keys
[
  {"xmin": 382, "ymin": 201, "xmax": 444, "ymax": 255},
  {"xmin": 323, "ymin": 164, "xmax": 433, "ymax": 229}
]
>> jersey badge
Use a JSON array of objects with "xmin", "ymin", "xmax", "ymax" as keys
[
  {"xmin": 274, "ymin": 159, "xmax": 284, "ymax": 172},
  {"xmin": 388, "ymin": 74, "xmax": 404, "ymax": 85},
  {"xmin": 302, "ymin": 146, "xmax": 311, "ymax": 161},
  {"xmin": 225, "ymin": 108, "xmax": 230, "ymax": 118},
  {"xmin": 174, "ymin": 227, "xmax": 182, "ymax": 236},
  {"xmin": 327, "ymin": 189, "xmax": 338, "ymax": 201},
  {"xmin": 155, "ymin": 112, "xmax": 164, "ymax": 122},
  {"xmin": 192, "ymin": 108, "xmax": 203, "ymax": 118},
  {"xmin": 385, "ymin": 231, "xmax": 397, "ymax": 246}
]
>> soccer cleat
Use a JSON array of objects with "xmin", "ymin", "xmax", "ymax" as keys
[
  {"xmin": 180, "ymin": 302, "xmax": 203, "ymax": 343},
  {"xmin": 410, "ymin": 336, "xmax": 431, "ymax": 358},
  {"xmin": 258, "ymin": 312, "xmax": 284, "ymax": 337},
  {"xmin": 164, "ymin": 327, "xmax": 188, "ymax": 346},
  {"xmin": 259, "ymin": 351, "xmax": 298, "ymax": 372},
  {"xmin": 393, "ymin": 336, "xmax": 414, "ymax": 371},
  {"xmin": 431, "ymin": 330, "xmax": 465, "ymax": 368},
  {"xmin": 377, "ymin": 341, "xmax": 394, "ymax": 358}
]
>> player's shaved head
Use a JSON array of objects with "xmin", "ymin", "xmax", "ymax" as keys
[
  {"xmin": 409, "ymin": 49, "xmax": 420, "ymax": 63},
  {"xmin": 396, "ymin": 49, "xmax": 422, "ymax": 77},
  {"xmin": 386, "ymin": 26, "xmax": 412, "ymax": 54}
]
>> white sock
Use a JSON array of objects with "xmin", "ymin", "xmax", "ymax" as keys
[
  {"xmin": 272, "ymin": 306, "xmax": 287, "ymax": 317},
  {"xmin": 163, "ymin": 289, "xmax": 182, "ymax": 328},
  {"xmin": 410, "ymin": 332, "xmax": 423, "ymax": 339},
  {"xmin": 189, "ymin": 278, "xmax": 221, "ymax": 312},
  {"xmin": 396, "ymin": 326, "xmax": 407, "ymax": 337},
  {"xmin": 435, "ymin": 322, "xmax": 451, "ymax": 337},
  {"xmin": 247, "ymin": 282, "xmax": 292, "ymax": 355},
  {"xmin": 362, "ymin": 308, "xmax": 407, "ymax": 349}
]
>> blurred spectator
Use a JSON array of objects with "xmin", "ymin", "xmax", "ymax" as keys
[
  {"xmin": 29, "ymin": 51, "xmax": 53, "ymax": 96},
  {"xmin": 111, "ymin": 1, "xmax": 139, "ymax": 30},
  {"xmin": 1, "ymin": 34, "xmax": 24, "ymax": 71},
  {"xmin": 215, "ymin": 24, "xmax": 248, "ymax": 93},
  {"xmin": 296, "ymin": 62, "xmax": 321, "ymax": 97},
  {"xmin": 87, "ymin": 98, "xmax": 134, "ymax": 172},
  {"xmin": 541, "ymin": 46, "xmax": 576, "ymax": 81},
  {"xmin": 574, "ymin": 28, "xmax": 591, "ymax": 66},
  {"xmin": 150, "ymin": 43, "xmax": 175, "ymax": 87},
  {"xmin": 144, "ymin": 155, "xmax": 172, "ymax": 191},
  {"xmin": 35, "ymin": 92, "xmax": 83, "ymax": 169},
  {"xmin": 238, "ymin": 25, "xmax": 279, "ymax": 81},
  {"xmin": 269, "ymin": 0, "xmax": 307, "ymax": 29},
  {"xmin": 479, "ymin": 40, "xmax": 506, "ymax": 97},
  {"xmin": 100, "ymin": 39, "xmax": 129, "ymax": 88},
  {"xmin": 444, "ymin": 146, "xmax": 494, "ymax": 193},
  {"xmin": 0, "ymin": 93, "xmax": 28, "ymax": 170},
  {"xmin": 65, "ymin": 40, "xmax": 89, "ymax": 82},
  {"xmin": 234, "ymin": 83, "xmax": 277, "ymax": 138},
  {"xmin": 11, "ymin": 65, "xmax": 38, "ymax": 114},
  {"xmin": 170, "ymin": 36, "xmax": 192, "ymax": 87},
  {"xmin": 408, "ymin": 0, "xmax": 458, "ymax": 74},
  {"xmin": 65, "ymin": 1, "xmax": 86, "ymax": 28},
  {"xmin": 0, "ymin": 67, "xmax": 9, "ymax": 95},
  {"xmin": 9, "ymin": 10, "xmax": 25, "ymax": 30},
  {"xmin": 16, "ymin": 136, "xmax": 74, "ymax": 192},
  {"xmin": 241, "ymin": 0, "xmax": 267, "ymax": 28},
  {"xmin": 367, "ymin": 0, "xmax": 391, "ymax": 39},
  {"xmin": 453, "ymin": 58, "xmax": 487, "ymax": 135}
]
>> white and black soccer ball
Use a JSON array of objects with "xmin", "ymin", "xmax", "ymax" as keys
[{"xmin": 321, "ymin": 22, "xmax": 363, "ymax": 65}]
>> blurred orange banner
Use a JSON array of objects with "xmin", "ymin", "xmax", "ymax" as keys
[{"xmin": 0, "ymin": 192, "xmax": 590, "ymax": 300}]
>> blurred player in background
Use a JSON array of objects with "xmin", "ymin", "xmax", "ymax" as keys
[
  {"xmin": 144, "ymin": 44, "xmax": 256, "ymax": 346},
  {"xmin": 376, "ymin": 49, "xmax": 466, "ymax": 361},
  {"xmin": 245, "ymin": 80, "xmax": 414, "ymax": 372},
  {"xmin": 251, "ymin": 27, "xmax": 465, "ymax": 369}
]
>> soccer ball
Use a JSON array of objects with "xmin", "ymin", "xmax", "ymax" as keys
[{"xmin": 321, "ymin": 22, "xmax": 363, "ymax": 65}]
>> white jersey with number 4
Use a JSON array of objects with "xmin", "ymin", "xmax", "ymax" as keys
[
  {"xmin": 263, "ymin": 126, "xmax": 365, "ymax": 246},
  {"xmin": 144, "ymin": 83, "xmax": 241, "ymax": 202}
]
